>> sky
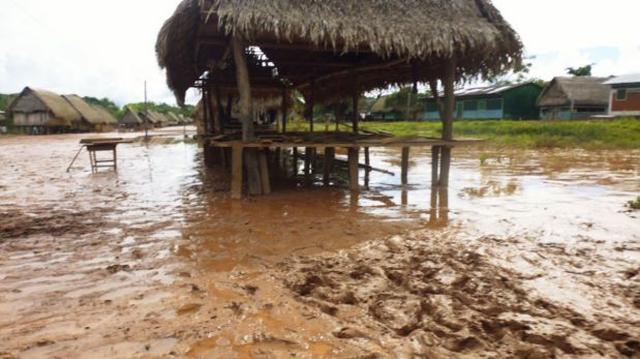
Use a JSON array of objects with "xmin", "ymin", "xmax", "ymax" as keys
[{"xmin": 1, "ymin": 0, "xmax": 639, "ymax": 106}]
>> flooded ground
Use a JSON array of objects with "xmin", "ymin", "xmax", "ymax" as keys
[{"xmin": 1, "ymin": 129, "xmax": 639, "ymax": 358}]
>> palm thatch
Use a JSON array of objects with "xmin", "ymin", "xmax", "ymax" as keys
[
  {"xmin": 157, "ymin": 0, "xmax": 522, "ymax": 104},
  {"xmin": 8, "ymin": 87, "xmax": 81, "ymax": 126},
  {"xmin": 538, "ymin": 77, "xmax": 611, "ymax": 108},
  {"xmin": 62, "ymin": 95, "xmax": 118, "ymax": 125}
]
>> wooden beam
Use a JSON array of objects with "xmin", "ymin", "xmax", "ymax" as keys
[
  {"xmin": 198, "ymin": 37, "xmax": 375, "ymax": 54},
  {"xmin": 298, "ymin": 58, "xmax": 408, "ymax": 90}
]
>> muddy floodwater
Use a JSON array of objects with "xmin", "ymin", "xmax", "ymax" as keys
[{"xmin": 1, "ymin": 128, "xmax": 639, "ymax": 358}]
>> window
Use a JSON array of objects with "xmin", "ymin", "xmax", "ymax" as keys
[
  {"xmin": 426, "ymin": 102, "xmax": 439, "ymax": 112},
  {"xmin": 464, "ymin": 100, "xmax": 478, "ymax": 111},
  {"xmin": 487, "ymin": 99, "xmax": 503, "ymax": 110},
  {"xmin": 478, "ymin": 100, "xmax": 487, "ymax": 111},
  {"xmin": 617, "ymin": 89, "xmax": 627, "ymax": 101}
]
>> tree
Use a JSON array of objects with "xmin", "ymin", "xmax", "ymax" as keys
[
  {"xmin": 384, "ymin": 87, "xmax": 423, "ymax": 121},
  {"xmin": 566, "ymin": 64, "xmax": 594, "ymax": 77}
]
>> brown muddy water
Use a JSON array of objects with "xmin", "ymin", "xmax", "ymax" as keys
[{"xmin": 0, "ymin": 128, "xmax": 639, "ymax": 358}]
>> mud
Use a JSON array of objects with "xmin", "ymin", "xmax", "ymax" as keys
[{"xmin": 1, "ymin": 129, "xmax": 639, "ymax": 358}]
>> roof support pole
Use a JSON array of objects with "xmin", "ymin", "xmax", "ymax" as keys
[
  {"xmin": 232, "ymin": 36, "xmax": 262, "ymax": 196},
  {"xmin": 307, "ymin": 80, "xmax": 315, "ymax": 132},
  {"xmin": 352, "ymin": 74, "xmax": 360, "ymax": 134},
  {"xmin": 436, "ymin": 56, "xmax": 456, "ymax": 223},
  {"xmin": 232, "ymin": 36, "xmax": 255, "ymax": 141},
  {"xmin": 281, "ymin": 87, "xmax": 288, "ymax": 133}
]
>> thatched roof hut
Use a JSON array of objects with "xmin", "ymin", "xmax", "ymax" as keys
[
  {"xmin": 157, "ymin": 0, "xmax": 522, "ymax": 106},
  {"xmin": 8, "ymin": 87, "xmax": 81, "ymax": 128},
  {"xmin": 62, "ymin": 95, "xmax": 118, "ymax": 128},
  {"xmin": 537, "ymin": 77, "xmax": 611, "ymax": 119},
  {"xmin": 120, "ymin": 106, "xmax": 144, "ymax": 126}
]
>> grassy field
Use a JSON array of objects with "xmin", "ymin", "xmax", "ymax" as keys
[{"xmin": 355, "ymin": 119, "xmax": 640, "ymax": 149}]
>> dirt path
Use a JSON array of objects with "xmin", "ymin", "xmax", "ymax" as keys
[{"xmin": 1, "ymin": 132, "xmax": 639, "ymax": 358}]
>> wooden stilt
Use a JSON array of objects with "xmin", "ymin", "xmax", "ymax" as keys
[
  {"xmin": 352, "ymin": 84, "xmax": 360, "ymax": 134},
  {"xmin": 231, "ymin": 145, "xmax": 243, "ymax": 199},
  {"xmin": 348, "ymin": 147, "xmax": 359, "ymax": 191},
  {"xmin": 401, "ymin": 147, "xmax": 410, "ymax": 185},
  {"xmin": 309, "ymin": 80, "xmax": 315, "ymax": 132},
  {"xmin": 304, "ymin": 147, "xmax": 312, "ymax": 186},
  {"xmin": 292, "ymin": 147, "xmax": 298, "ymax": 175},
  {"xmin": 436, "ymin": 56, "xmax": 456, "ymax": 222},
  {"xmin": 364, "ymin": 147, "xmax": 370, "ymax": 189},
  {"xmin": 430, "ymin": 146, "xmax": 441, "ymax": 222},
  {"xmin": 323, "ymin": 147, "xmax": 335, "ymax": 186},
  {"xmin": 258, "ymin": 149, "xmax": 271, "ymax": 195}
]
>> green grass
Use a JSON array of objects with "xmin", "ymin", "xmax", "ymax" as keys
[
  {"xmin": 627, "ymin": 197, "xmax": 640, "ymax": 210},
  {"xmin": 360, "ymin": 119, "xmax": 640, "ymax": 150}
]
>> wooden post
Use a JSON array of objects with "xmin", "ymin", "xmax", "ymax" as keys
[
  {"xmin": 304, "ymin": 147, "xmax": 312, "ymax": 186},
  {"xmin": 281, "ymin": 88, "xmax": 288, "ymax": 133},
  {"xmin": 258, "ymin": 149, "xmax": 271, "ymax": 195},
  {"xmin": 323, "ymin": 147, "xmax": 335, "ymax": 186},
  {"xmin": 401, "ymin": 147, "xmax": 410, "ymax": 185},
  {"xmin": 437, "ymin": 56, "xmax": 456, "ymax": 221},
  {"xmin": 308, "ymin": 81, "xmax": 315, "ymax": 132},
  {"xmin": 352, "ymin": 83, "xmax": 360, "ymax": 134},
  {"xmin": 292, "ymin": 147, "xmax": 298, "ymax": 175},
  {"xmin": 364, "ymin": 147, "xmax": 370, "ymax": 189},
  {"xmin": 232, "ymin": 36, "xmax": 262, "ymax": 195},
  {"xmin": 231, "ymin": 145, "xmax": 243, "ymax": 199},
  {"xmin": 348, "ymin": 147, "xmax": 359, "ymax": 191},
  {"xmin": 430, "ymin": 146, "xmax": 441, "ymax": 222},
  {"xmin": 232, "ymin": 36, "xmax": 255, "ymax": 141}
]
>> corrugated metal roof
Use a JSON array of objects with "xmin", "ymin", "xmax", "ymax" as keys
[
  {"xmin": 427, "ymin": 82, "xmax": 537, "ymax": 99},
  {"xmin": 604, "ymin": 74, "xmax": 640, "ymax": 85}
]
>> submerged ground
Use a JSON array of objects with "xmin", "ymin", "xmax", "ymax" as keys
[{"xmin": 0, "ymin": 127, "xmax": 639, "ymax": 358}]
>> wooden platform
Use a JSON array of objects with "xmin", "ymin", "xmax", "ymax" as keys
[
  {"xmin": 204, "ymin": 131, "xmax": 481, "ymax": 149},
  {"xmin": 202, "ymin": 131, "xmax": 481, "ymax": 199}
]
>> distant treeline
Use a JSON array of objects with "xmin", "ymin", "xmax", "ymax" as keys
[
  {"xmin": 82, "ymin": 97, "xmax": 195, "ymax": 119},
  {"xmin": 0, "ymin": 93, "xmax": 194, "ymax": 119}
]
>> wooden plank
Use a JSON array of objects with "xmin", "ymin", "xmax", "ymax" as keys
[
  {"xmin": 348, "ymin": 147, "xmax": 359, "ymax": 192},
  {"xmin": 258, "ymin": 149, "xmax": 271, "ymax": 195},
  {"xmin": 401, "ymin": 147, "xmax": 410, "ymax": 185},
  {"xmin": 231, "ymin": 145, "xmax": 243, "ymax": 199}
]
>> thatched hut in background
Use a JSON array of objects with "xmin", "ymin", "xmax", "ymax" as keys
[
  {"xmin": 166, "ymin": 112, "xmax": 182, "ymax": 126},
  {"xmin": 537, "ymin": 77, "xmax": 611, "ymax": 120},
  {"xmin": 7, "ymin": 87, "xmax": 117, "ymax": 134},
  {"xmin": 119, "ymin": 106, "xmax": 144, "ymax": 130},
  {"xmin": 8, "ymin": 87, "xmax": 81, "ymax": 134},
  {"xmin": 156, "ymin": 0, "xmax": 522, "ymax": 197},
  {"xmin": 62, "ymin": 94, "xmax": 118, "ymax": 132}
]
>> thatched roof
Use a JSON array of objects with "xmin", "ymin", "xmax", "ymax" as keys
[
  {"xmin": 157, "ymin": 0, "xmax": 522, "ymax": 104},
  {"xmin": 538, "ymin": 77, "xmax": 611, "ymax": 108},
  {"xmin": 8, "ymin": 87, "xmax": 81, "ymax": 125},
  {"xmin": 62, "ymin": 95, "xmax": 117, "ymax": 125}
]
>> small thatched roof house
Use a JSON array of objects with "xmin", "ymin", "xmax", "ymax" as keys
[
  {"xmin": 62, "ymin": 94, "xmax": 118, "ymax": 131},
  {"xmin": 537, "ymin": 77, "xmax": 611, "ymax": 120},
  {"xmin": 120, "ymin": 106, "xmax": 144, "ymax": 129},
  {"xmin": 8, "ymin": 87, "xmax": 81, "ymax": 131},
  {"xmin": 8, "ymin": 87, "xmax": 117, "ymax": 133},
  {"xmin": 166, "ymin": 112, "xmax": 181, "ymax": 126}
]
